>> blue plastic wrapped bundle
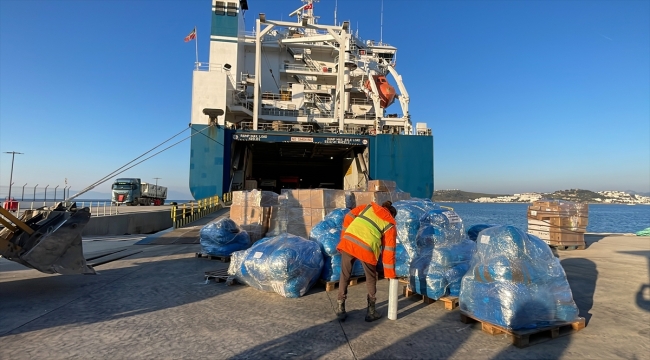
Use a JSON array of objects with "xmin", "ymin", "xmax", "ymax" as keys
[
  {"xmin": 227, "ymin": 233, "xmax": 324, "ymax": 298},
  {"xmin": 459, "ymin": 225, "xmax": 580, "ymax": 330},
  {"xmin": 466, "ymin": 224, "xmax": 498, "ymax": 241},
  {"xmin": 409, "ymin": 238, "xmax": 476, "ymax": 299},
  {"xmin": 419, "ymin": 208, "xmax": 465, "ymax": 245},
  {"xmin": 392, "ymin": 199, "xmax": 441, "ymax": 276},
  {"xmin": 309, "ymin": 208, "xmax": 350, "ymax": 257},
  {"xmin": 395, "ymin": 243, "xmax": 411, "ymax": 277},
  {"xmin": 199, "ymin": 218, "xmax": 251, "ymax": 256}
]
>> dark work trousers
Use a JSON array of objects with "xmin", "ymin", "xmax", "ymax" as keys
[{"xmin": 338, "ymin": 251, "xmax": 378, "ymax": 302}]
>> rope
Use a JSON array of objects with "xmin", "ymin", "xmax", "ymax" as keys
[{"xmin": 65, "ymin": 125, "xmax": 212, "ymax": 202}]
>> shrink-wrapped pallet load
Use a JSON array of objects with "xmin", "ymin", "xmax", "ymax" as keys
[
  {"xmin": 409, "ymin": 208, "xmax": 476, "ymax": 299},
  {"xmin": 267, "ymin": 189, "xmax": 347, "ymax": 238},
  {"xmin": 459, "ymin": 225, "xmax": 580, "ymax": 330},
  {"xmin": 199, "ymin": 218, "xmax": 251, "ymax": 256},
  {"xmin": 229, "ymin": 190, "xmax": 279, "ymax": 241},
  {"xmin": 391, "ymin": 199, "xmax": 440, "ymax": 277},
  {"xmin": 527, "ymin": 200, "xmax": 588, "ymax": 248},
  {"xmin": 227, "ymin": 233, "xmax": 324, "ymax": 298}
]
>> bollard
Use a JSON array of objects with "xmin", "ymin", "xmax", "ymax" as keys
[
  {"xmin": 103, "ymin": 202, "xmax": 106, "ymax": 216},
  {"xmin": 388, "ymin": 278, "xmax": 399, "ymax": 320}
]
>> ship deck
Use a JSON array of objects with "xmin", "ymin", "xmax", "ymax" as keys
[{"xmin": 1, "ymin": 212, "xmax": 648, "ymax": 359}]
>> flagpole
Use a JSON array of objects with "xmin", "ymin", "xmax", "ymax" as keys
[{"xmin": 194, "ymin": 27, "xmax": 199, "ymax": 67}]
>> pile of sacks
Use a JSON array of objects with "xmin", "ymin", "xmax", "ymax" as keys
[
  {"xmin": 408, "ymin": 206, "xmax": 476, "ymax": 299},
  {"xmin": 309, "ymin": 208, "xmax": 365, "ymax": 281},
  {"xmin": 199, "ymin": 218, "xmax": 251, "ymax": 256},
  {"xmin": 459, "ymin": 225, "xmax": 580, "ymax": 330},
  {"xmin": 228, "ymin": 233, "xmax": 324, "ymax": 298}
]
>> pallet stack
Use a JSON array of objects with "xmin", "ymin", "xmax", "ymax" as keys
[
  {"xmin": 267, "ymin": 189, "xmax": 348, "ymax": 238},
  {"xmin": 352, "ymin": 180, "xmax": 411, "ymax": 206},
  {"xmin": 527, "ymin": 200, "xmax": 588, "ymax": 249},
  {"xmin": 229, "ymin": 190, "xmax": 278, "ymax": 241}
]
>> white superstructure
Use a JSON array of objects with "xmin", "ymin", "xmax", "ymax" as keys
[{"xmin": 191, "ymin": 0, "xmax": 426, "ymax": 136}]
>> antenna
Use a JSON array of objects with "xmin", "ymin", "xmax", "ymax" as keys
[
  {"xmin": 380, "ymin": 0, "xmax": 384, "ymax": 44},
  {"xmin": 334, "ymin": 0, "xmax": 337, "ymax": 26}
]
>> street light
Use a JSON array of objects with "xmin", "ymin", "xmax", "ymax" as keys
[
  {"xmin": 54, "ymin": 185, "xmax": 60, "ymax": 202},
  {"xmin": 21, "ymin": 183, "xmax": 27, "ymax": 201},
  {"xmin": 153, "ymin": 177, "xmax": 161, "ymax": 205},
  {"xmin": 44, "ymin": 185, "xmax": 49, "ymax": 205},
  {"xmin": 3, "ymin": 151, "xmax": 23, "ymax": 200},
  {"xmin": 33, "ymin": 184, "xmax": 38, "ymax": 201}
]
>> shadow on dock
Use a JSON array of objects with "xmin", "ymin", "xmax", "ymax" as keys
[
  {"xmin": 561, "ymin": 258, "xmax": 598, "ymax": 324},
  {"xmin": 618, "ymin": 250, "xmax": 650, "ymax": 312}
]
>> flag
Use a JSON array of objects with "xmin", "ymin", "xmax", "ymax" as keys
[
  {"xmin": 303, "ymin": 3, "xmax": 313, "ymax": 10},
  {"xmin": 184, "ymin": 27, "xmax": 196, "ymax": 42}
]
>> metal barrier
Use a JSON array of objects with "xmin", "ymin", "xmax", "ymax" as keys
[{"xmin": 170, "ymin": 193, "xmax": 232, "ymax": 229}]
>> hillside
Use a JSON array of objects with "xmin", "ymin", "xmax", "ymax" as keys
[
  {"xmin": 432, "ymin": 190, "xmax": 506, "ymax": 202},
  {"xmin": 544, "ymin": 189, "xmax": 603, "ymax": 203}
]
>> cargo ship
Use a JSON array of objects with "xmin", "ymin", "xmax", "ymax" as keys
[{"xmin": 189, "ymin": 0, "xmax": 433, "ymax": 200}]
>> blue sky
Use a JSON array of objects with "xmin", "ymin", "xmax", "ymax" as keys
[{"xmin": 1, "ymin": 0, "xmax": 648, "ymax": 199}]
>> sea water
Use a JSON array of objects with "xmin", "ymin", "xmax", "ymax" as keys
[{"xmin": 438, "ymin": 203, "xmax": 650, "ymax": 234}]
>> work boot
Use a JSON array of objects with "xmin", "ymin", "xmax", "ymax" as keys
[
  {"xmin": 336, "ymin": 300, "xmax": 347, "ymax": 321},
  {"xmin": 365, "ymin": 296, "xmax": 382, "ymax": 322}
]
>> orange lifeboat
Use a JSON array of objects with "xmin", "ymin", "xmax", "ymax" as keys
[{"xmin": 364, "ymin": 75, "xmax": 396, "ymax": 108}]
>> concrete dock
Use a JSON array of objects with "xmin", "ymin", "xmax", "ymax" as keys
[{"xmin": 0, "ymin": 212, "xmax": 648, "ymax": 359}]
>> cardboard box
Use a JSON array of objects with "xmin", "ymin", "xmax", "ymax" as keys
[
  {"xmin": 527, "ymin": 210, "xmax": 588, "ymax": 230},
  {"xmin": 368, "ymin": 180, "xmax": 397, "ymax": 192},
  {"xmin": 287, "ymin": 224, "xmax": 309, "ymax": 239},
  {"xmin": 232, "ymin": 190, "xmax": 279, "ymax": 207},
  {"xmin": 309, "ymin": 189, "xmax": 347, "ymax": 209},
  {"xmin": 352, "ymin": 191, "xmax": 394, "ymax": 207}
]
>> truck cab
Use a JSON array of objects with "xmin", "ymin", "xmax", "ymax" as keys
[{"xmin": 111, "ymin": 178, "xmax": 142, "ymax": 206}]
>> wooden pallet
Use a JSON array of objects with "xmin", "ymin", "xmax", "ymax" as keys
[
  {"xmin": 204, "ymin": 268, "xmax": 230, "ymax": 283},
  {"xmin": 403, "ymin": 285, "xmax": 459, "ymax": 310},
  {"xmin": 195, "ymin": 252, "xmax": 231, "ymax": 262},
  {"xmin": 553, "ymin": 244, "xmax": 586, "ymax": 251},
  {"xmin": 321, "ymin": 276, "xmax": 365, "ymax": 292},
  {"xmin": 459, "ymin": 311, "xmax": 586, "ymax": 348}
]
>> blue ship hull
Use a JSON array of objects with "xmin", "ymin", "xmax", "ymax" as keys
[{"xmin": 189, "ymin": 125, "xmax": 433, "ymax": 200}]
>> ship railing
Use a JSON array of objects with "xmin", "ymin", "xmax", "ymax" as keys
[
  {"xmin": 194, "ymin": 62, "xmax": 230, "ymax": 72},
  {"xmin": 237, "ymin": 121, "xmax": 314, "ymax": 133},
  {"xmin": 261, "ymin": 108, "xmax": 301, "ymax": 117},
  {"xmin": 283, "ymin": 64, "xmax": 328, "ymax": 73},
  {"xmin": 170, "ymin": 194, "xmax": 228, "ymax": 229},
  {"xmin": 350, "ymin": 98, "xmax": 372, "ymax": 105}
]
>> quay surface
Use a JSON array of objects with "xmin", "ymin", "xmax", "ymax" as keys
[{"xmin": 0, "ymin": 210, "xmax": 648, "ymax": 359}]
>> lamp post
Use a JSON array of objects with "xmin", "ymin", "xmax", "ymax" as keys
[
  {"xmin": 21, "ymin": 183, "xmax": 27, "ymax": 201},
  {"xmin": 54, "ymin": 185, "xmax": 60, "ymax": 202},
  {"xmin": 153, "ymin": 177, "xmax": 161, "ymax": 205},
  {"xmin": 44, "ymin": 185, "xmax": 49, "ymax": 205},
  {"xmin": 3, "ymin": 151, "xmax": 23, "ymax": 199},
  {"xmin": 33, "ymin": 184, "xmax": 38, "ymax": 201}
]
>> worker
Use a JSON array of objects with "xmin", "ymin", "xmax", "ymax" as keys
[{"xmin": 336, "ymin": 200, "xmax": 398, "ymax": 322}]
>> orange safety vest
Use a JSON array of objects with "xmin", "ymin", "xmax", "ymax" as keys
[{"xmin": 337, "ymin": 202, "xmax": 397, "ymax": 279}]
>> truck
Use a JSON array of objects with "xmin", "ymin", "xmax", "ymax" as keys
[{"xmin": 111, "ymin": 178, "xmax": 167, "ymax": 206}]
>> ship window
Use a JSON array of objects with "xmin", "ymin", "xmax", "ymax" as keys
[
  {"xmin": 215, "ymin": 1, "xmax": 226, "ymax": 15},
  {"xmin": 227, "ymin": 2, "xmax": 237, "ymax": 16}
]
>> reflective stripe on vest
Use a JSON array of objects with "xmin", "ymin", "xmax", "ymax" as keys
[{"xmin": 344, "ymin": 205, "xmax": 392, "ymax": 260}]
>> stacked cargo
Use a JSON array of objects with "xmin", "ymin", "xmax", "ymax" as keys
[
  {"xmin": 527, "ymin": 200, "xmax": 588, "ymax": 248},
  {"xmin": 352, "ymin": 180, "xmax": 411, "ymax": 206},
  {"xmin": 267, "ymin": 189, "xmax": 348, "ymax": 238},
  {"xmin": 229, "ymin": 190, "xmax": 279, "ymax": 241}
]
